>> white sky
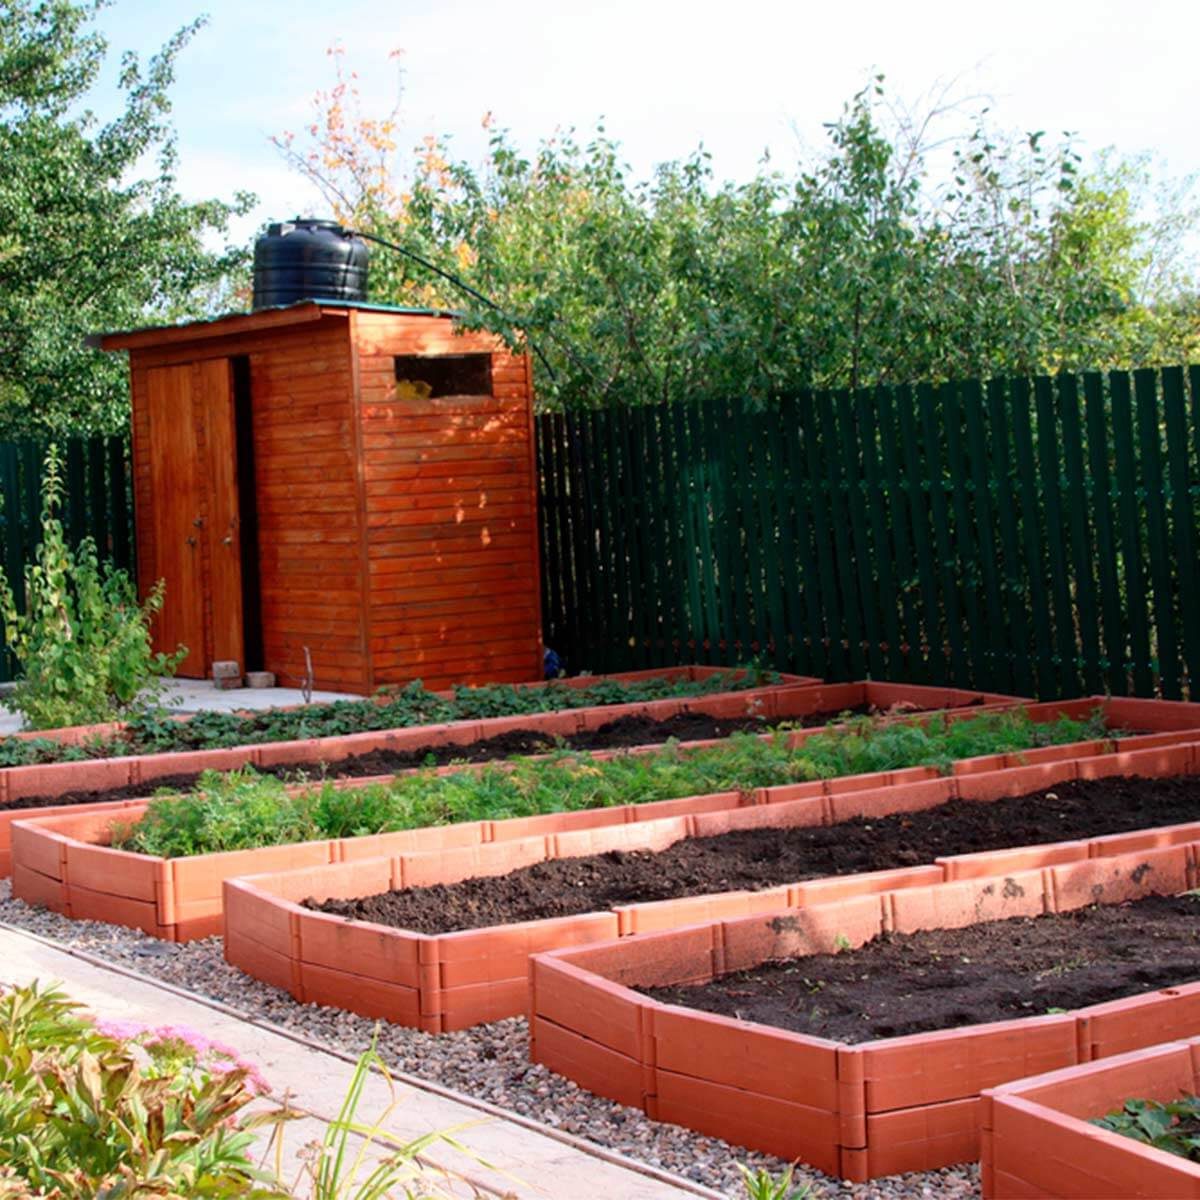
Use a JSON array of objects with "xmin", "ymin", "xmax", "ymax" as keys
[{"xmin": 94, "ymin": 0, "xmax": 1200, "ymax": 245}]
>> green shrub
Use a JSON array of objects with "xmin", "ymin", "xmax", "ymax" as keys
[
  {"xmin": 0, "ymin": 982, "xmax": 496, "ymax": 1199},
  {"xmin": 0, "ymin": 446, "xmax": 186, "ymax": 730},
  {"xmin": 0, "ymin": 980, "xmax": 281, "ymax": 1197},
  {"xmin": 112, "ymin": 707, "xmax": 1109, "ymax": 858}
]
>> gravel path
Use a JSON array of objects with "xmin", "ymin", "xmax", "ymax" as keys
[{"xmin": 0, "ymin": 881, "xmax": 979, "ymax": 1199}]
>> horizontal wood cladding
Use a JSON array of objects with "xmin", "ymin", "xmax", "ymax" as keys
[
  {"xmin": 123, "ymin": 307, "xmax": 541, "ymax": 695},
  {"xmin": 352, "ymin": 313, "xmax": 540, "ymax": 689},
  {"xmin": 248, "ymin": 321, "xmax": 367, "ymax": 691}
]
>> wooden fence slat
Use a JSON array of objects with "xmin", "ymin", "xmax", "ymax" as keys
[
  {"xmin": 1164, "ymin": 366, "xmax": 1200, "ymax": 695},
  {"xmin": 857, "ymin": 386, "xmax": 903, "ymax": 681},
  {"xmin": 1034, "ymin": 375, "xmax": 1079, "ymax": 698},
  {"xmin": 1111, "ymin": 370, "xmax": 1154, "ymax": 695},
  {"xmin": 962, "ymin": 380, "xmax": 1010, "ymax": 693},
  {"xmin": 1135, "ymin": 367, "xmax": 1179, "ymax": 697},
  {"xmin": 896, "ymin": 383, "xmax": 943, "ymax": 682},
  {"xmin": 1057, "ymin": 374, "xmax": 1102, "ymax": 695}
]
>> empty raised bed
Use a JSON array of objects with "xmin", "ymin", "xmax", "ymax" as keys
[
  {"xmin": 981, "ymin": 1036, "xmax": 1200, "ymax": 1198},
  {"xmin": 216, "ymin": 738, "xmax": 1200, "ymax": 1031},
  {"xmin": 530, "ymin": 857, "xmax": 1200, "ymax": 1181}
]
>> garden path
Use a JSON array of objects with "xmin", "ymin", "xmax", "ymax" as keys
[{"xmin": 0, "ymin": 923, "xmax": 714, "ymax": 1200}]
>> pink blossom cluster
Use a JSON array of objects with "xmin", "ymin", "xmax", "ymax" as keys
[{"xmin": 91, "ymin": 1017, "xmax": 271, "ymax": 1095}]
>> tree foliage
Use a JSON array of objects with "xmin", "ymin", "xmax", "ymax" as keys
[
  {"xmin": 279, "ymin": 61, "xmax": 1200, "ymax": 407},
  {"xmin": 0, "ymin": 0, "xmax": 252, "ymax": 432}
]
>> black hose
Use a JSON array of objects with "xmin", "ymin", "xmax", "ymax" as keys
[{"xmin": 348, "ymin": 229, "xmax": 559, "ymax": 382}]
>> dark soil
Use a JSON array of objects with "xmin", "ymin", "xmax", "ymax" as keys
[
  {"xmin": 641, "ymin": 893, "xmax": 1200, "ymax": 1043},
  {"xmin": 306, "ymin": 773, "xmax": 1200, "ymax": 935},
  {"xmin": 0, "ymin": 704, "xmax": 889, "ymax": 814}
]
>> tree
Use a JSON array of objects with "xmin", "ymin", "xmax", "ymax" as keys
[
  {"xmin": 277, "ymin": 59, "xmax": 1200, "ymax": 407},
  {"xmin": 0, "ymin": 0, "xmax": 253, "ymax": 432}
]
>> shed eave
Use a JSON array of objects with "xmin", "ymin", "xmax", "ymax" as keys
[{"xmin": 90, "ymin": 298, "xmax": 467, "ymax": 353}]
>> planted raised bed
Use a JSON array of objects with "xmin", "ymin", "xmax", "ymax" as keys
[
  {"xmin": 981, "ymin": 1037, "xmax": 1200, "ymax": 1198},
  {"xmin": 212, "ymin": 737, "xmax": 1200, "ymax": 1032},
  {"xmin": 530, "ymin": 858, "xmax": 1200, "ymax": 1181},
  {"xmin": 9, "ymin": 702, "xmax": 1132, "ymax": 936}
]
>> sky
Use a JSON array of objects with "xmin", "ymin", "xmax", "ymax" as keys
[{"xmin": 92, "ymin": 0, "xmax": 1200, "ymax": 247}]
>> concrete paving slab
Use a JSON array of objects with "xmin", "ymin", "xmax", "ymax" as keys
[
  {"xmin": 0, "ymin": 677, "xmax": 365, "ymax": 734},
  {"xmin": 0, "ymin": 925, "xmax": 715, "ymax": 1200}
]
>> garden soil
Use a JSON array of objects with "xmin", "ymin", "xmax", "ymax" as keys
[
  {"xmin": 0, "ymin": 705, "xmax": 889, "ymax": 813},
  {"xmin": 642, "ymin": 893, "xmax": 1200, "ymax": 1043},
  {"xmin": 307, "ymin": 774, "xmax": 1200, "ymax": 934}
]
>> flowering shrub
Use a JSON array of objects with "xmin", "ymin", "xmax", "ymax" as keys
[{"xmin": 0, "ymin": 980, "xmax": 281, "ymax": 1197}]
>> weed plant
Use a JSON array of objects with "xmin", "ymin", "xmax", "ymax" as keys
[{"xmin": 112, "ymin": 708, "xmax": 1108, "ymax": 858}]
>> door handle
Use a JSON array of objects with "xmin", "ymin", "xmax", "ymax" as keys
[
  {"xmin": 186, "ymin": 536, "xmax": 197, "ymax": 547},
  {"xmin": 222, "ymin": 535, "xmax": 233, "ymax": 546}
]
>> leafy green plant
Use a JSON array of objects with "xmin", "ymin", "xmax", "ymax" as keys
[
  {"xmin": 0, "ymin": 446, "xmax": 186, "ymax": 730},
  {"xmin": 273, "ymin": 1033, "xmax": 502, "ymax": 1199},
  {"xmin": 0, "ymin": 665, "xmax": 775, "ymax": 760},
  {"xmin": 738, "ymin": 1162, "xmax": 811, "ymax": 1199},
  {"xmin": 1092, "ymin": 1095, "xmax": 1200, "ymax": 1161},
  {"xmin": 0, "ymin": 980, "xmax": 281, "ymax": 1197},
  {"xmin": 0, "ymin": 982, "xmax": 504, "ymax": 1199},
  {"xmin": 111, "ymin": 707, "xmax": 1108, "ymax": 858}
]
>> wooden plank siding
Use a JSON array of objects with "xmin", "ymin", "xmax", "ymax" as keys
[
  {"xmin": 117, "ymin": 304, "xmax": 541, "ymax": 695},
  {"xmin": 127, "ymin": 312, "xmax": 370, "ymax": 692},
  {"xmin": 352, "ymin": 311, "xmax": 542, "ymax": 690}
]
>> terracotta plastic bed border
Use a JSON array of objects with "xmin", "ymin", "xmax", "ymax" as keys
[
  {"xmin": 529, "ymin": 847, "xmax": 1200, "ymax": 1182},
  {"xmin": 0, "ymin": 679, "xmax": 1022, "ymax": 882},
  {"xmin": 205, "ymin": 732, "xmax": 1200, "ymax": 1038},
  {"xmin": 0, "ymin": 665, "xmax": 826, "ymax": 811},
  {"xmin": 11, "ymin": 692, "xmax": 1178, "ymax": 943},
  {"xmin": 980, "ymin": 1036, "xmax": 1200, "ymax": 1198}
]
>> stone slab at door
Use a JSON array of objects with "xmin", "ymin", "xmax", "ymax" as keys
[{"xmin": 144, "ymin": 360, "xmax": 244, "ymax": 677}]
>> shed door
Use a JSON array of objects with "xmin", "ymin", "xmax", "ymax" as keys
[
  {"xmin": 146, "ymin": 364, "xmax": 206, "ymax": 674},
  {"xmin": 195, "ymin": 358, "xmax": 244, "ymax": 669},
  {"xmin": 144, "ymin": 360, "xmax": 244, "ymax": 676}
]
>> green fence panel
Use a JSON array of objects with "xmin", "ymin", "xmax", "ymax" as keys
[{"xmin": 535, "ymin": 364, "xmax": 1200, "ymax": 700}]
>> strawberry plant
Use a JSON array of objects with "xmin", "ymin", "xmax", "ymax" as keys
[{"xmin": 1093, "ymin": 1095, "xmax": 1200, "ymax": 1161}]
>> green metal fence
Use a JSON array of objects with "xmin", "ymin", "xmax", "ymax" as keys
[
  {"xmin": 536, "ymin": 365, "xmax": 1200, "ymax": 700},
  {"xmin": 0, "ymin": 435, "xmax": 134, "ymax": 682}
]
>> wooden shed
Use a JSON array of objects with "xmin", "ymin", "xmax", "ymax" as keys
[{"xmin": 98, "ymin": 301, "xmax": 543, "ymax": 693}]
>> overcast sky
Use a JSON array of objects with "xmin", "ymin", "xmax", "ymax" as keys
[{"xmin": 94, "ymin": 0, "xmax": 1200, "ymax": 244}]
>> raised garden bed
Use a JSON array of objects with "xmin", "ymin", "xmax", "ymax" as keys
[
  {"xmin": 213, "ymin": 737, "xmax": 1200, "ymax": 1032},
  {"xmin": 529, "ymin": 858, "xmax": 1200, "ymax": 1181},
  {"xmin": 9, "ymin": 703, "xmax": 1128, "ymax": 936},
  {"xmin": 0, "ymin": 675, "xmax": 1004, "ymax": 813},
  {"xmin": 0, "ymin": 678, "xmax": 1006, "ymax": 813},
  {"xmin": 981, "ymin": 1036, "xmax": 1200, "ymax": 1198}
]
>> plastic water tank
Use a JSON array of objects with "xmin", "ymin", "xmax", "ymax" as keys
[{"xmin": 251, "ymin": 218, "xmax": 369, "ymax": 309}]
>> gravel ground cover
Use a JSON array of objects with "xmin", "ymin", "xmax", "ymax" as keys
[{"xmin": 0, "ymin": 880, "xmax": 979, "ymax": 1199}]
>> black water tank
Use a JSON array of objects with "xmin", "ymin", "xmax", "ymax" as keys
[{"xmin": 251, "ymin": 218, "xmax": 369, "ymax": 309}]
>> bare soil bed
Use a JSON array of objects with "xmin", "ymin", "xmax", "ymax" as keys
[
  {"xmin": 641, "ymin": 893, "xmax": 1200, "ymax": 1043},
  {"xmin": 307, "ymin": 774, "xmax": 1200, "ymax": 935}
]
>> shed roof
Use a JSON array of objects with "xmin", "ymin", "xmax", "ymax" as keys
[{"xmin": 90, "ymin": 299, "xmax": 465, "ymax": 352}]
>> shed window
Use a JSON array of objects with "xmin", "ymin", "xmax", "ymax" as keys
[{"xmin": 394, "ymin": 354, "xmax": 492, "ymax": 399}]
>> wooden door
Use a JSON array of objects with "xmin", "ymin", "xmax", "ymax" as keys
[
  {"xmin": 195, "ymin": 358, "xmax": 244, "ymax": 669},
  {"xmin": 144, "ymin": 360, "xmax": 245, "ymax": 676},
  {"xmin": 145, "ymin": 364, "xmax": 206, "ymax": 674}
]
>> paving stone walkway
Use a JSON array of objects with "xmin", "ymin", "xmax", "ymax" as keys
[{"xmin": 0, "ymin": 924, "xmax": 716, "ymax": 1200}]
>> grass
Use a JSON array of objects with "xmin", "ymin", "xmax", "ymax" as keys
[
  {"xmin": 0, "ymin": 666, "xmax": 778, "ymax": 768},
  {"xmin": 110, "ymin": 707, "xmax": 1110, "ymax": 859}
]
